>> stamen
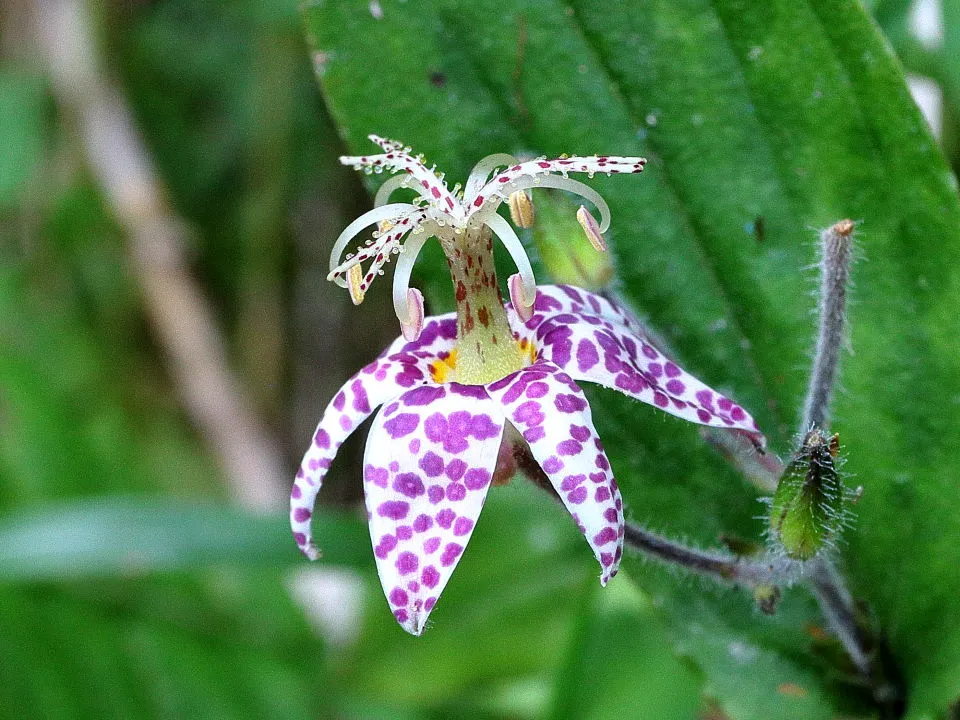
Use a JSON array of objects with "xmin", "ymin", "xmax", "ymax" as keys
[
  {"xmin": 392, "ymin": 226, "xmax": 432, "ymax": 336},
  {"xmin": 577, "ymin": 206, "xmax": 607, "ymax": 252},
  {"xmin": 464, "ymin": 153, "xmax": 517, "ymax": 204},
  {"xmin": 399, "ymin": 288, "xmax": 424, "ymax": 341},
  {"xmin": 509, "ymin": 273, "xmax": 534, "ymax": 322},
  {"xmin": 508, "ymin": 190, "xmax": 535, "ymax": 228},
  {"xmin": 503, "ymin": 175, "xmax": 612, "ymax": 232},
  {"xmin": 328, "ymin": 202, "xmax": 417, "ymax": 287},
  {"xmin": 485, "ymin": 213, "xmax": 536, "ymax": 314},
  {"xmin": 347, "ymin": 264, "xmax": 365, "ymax": 305}
]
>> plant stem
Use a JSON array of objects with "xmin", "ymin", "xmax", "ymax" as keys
[
  {"xmin": 802, "ymin": 220, "xmax": 855, "ymax": 431},
  {"xmin": 622, "ymin": 522, "xmax": 785, "ymax": 612}
]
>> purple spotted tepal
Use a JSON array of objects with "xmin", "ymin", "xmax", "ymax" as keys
[{"xmin": 293, "ymin": 137, "xmax": 764, "ymax": 635}]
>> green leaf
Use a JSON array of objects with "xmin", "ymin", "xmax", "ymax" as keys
[{"xmin": 304, "ymin": 0, "xmax": 960, "ymax": 716}]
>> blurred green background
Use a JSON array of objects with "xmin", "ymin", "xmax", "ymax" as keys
[{"xmin": 2, "ymin": 0, "xmax": 960, "ymax": 718}]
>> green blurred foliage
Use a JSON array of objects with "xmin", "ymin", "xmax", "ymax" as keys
[{"xmin": 2, "ymin": 0, "xmax": 960, "ymax": 718}]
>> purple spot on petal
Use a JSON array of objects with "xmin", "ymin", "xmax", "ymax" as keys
[
  {"xmin": 664, "ymin": 362, "xmax": 681, "ymax": 378},
  {"xmin": 594, "ymin": 527, "xmax": 617, "ymax": 545},
  {"xmin": 394, "ymin": 473, "xmax": 426, "ymax": 498},
  {"xmin": 396, "ymin": 551, "xmax": 419, "ymax": 575},
  {"xmin": 449, "ymin": 383, "xmax": 488, "ymax": 399},
  {"xmin": 394, "ymin": 609, "xmax": 409, "ymax": 623},
  {"xmin": 577, "ymin": 339, "xmax": 599, "ymax": 372},
  {"xmin": 604, "ymin": 508, "xmax": 619, "ymax": 523},
  {"xmin": 389, "ymin": 587, "xmax": 409, "ymax": 606},
  {"xmin": 424, "ymin": 537, "xmax": 441, "ymax": 554},
  {"xmin": 446, "ymin": 458, "xmax": 467, "ymax": 480},
  {"xmin": 293, "ymin": 508, "xmax": 311, "ymax": 523},
  {"xmin": 333, "ymin": 392, "xmax": 346, "ymax": 411},
  {"xmin": 396, "ymin": 525, "xmax": 413, "ymax": 540},
  {"xmin": 404, "ymin": 385, "xmax": 446, "ymax": 406},
  {"xmin": 453, "ymin": 517, "xmax": 474, "ymax": 536},
  {"xmin": 446, "ymin": 482, "xmax": 466, "ymax": 501},
  {"xmin": 421, "ymin": 566, "xmax": 440, "ymax": 588},
  {"xmin": 558, "ymin": 439, "xmax": 583, "ymax": 456},
  {"xmin": 570, "ymin": 424, "xmax": 591, "ymax": 441},
  {"xmin": 413, "ymin": 514, "xmax": 433, "ymax": 532},
  {"xmin": 524, "ymin": 426, "xmax": 546, "ymax": 443},
  {"xmin": 314, "ymin": 429, "xmax": 330, "ymax": 448},
  {"xmin": 526, "ymin": 381, "xmax": 549, "ymax": 398},
  {"xmin": 595, "ymin": 486, "xmax": 611, "ymax": 502},
  {"xmin": 419, "ymin": 452, "xmax": 445, "ymax": 477},
  {"xmin": 665, "ymin": 379, "xmax": 685, "ymax": 395},
  {"xmin": 464, "ymin": 468, "xmax": 490, "ymax": 490},
  {"xmin": 378, "ymin": 501, "xmax": 410, "ymax": 520},
  {"xmin": 440, "ymin": 542, "xmax": 464, "ymax": 567},
  {"xmin": 350, "ymin": 379, "xmax": 371, "ymax": 413},
  {"xmin": 428, "ymin": 485, "xmax": 445, "ymax": 504},
  {"xmin": 542, "ymin": 456, "xmax": 563, "ymax": 474},
  {"xmin": 291, "ymin": 485, "xmax": 302, "ymax": 499},
  {"xmin": 384, "ymin": 413, "xmax": 420, "ymax": 439},
  {"xmin": 293, "ymin": 532, "xmax": 306, "ymax": 546},
  {"xmin": 555, "ymin": 393, "xmax": 587, "ymax": 413},
  {"xmin": 436, "ymin": 509, "xmax": 455, "ymax": 529},
  {"xmin": 567, "ymin": 486, "xmax": 587, "ymax": 504}
]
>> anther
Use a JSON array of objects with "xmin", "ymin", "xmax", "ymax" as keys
[
  {"xmin": 347, "ymin": 264, "xmax": 365, "ymax": 305},
  {"xmin": 508, "ymin": 190, "xmax": 536, "ymax": 228},
  {"xmin": 577, "ymin": 206, "xmax": 607, "ymax": 252}
]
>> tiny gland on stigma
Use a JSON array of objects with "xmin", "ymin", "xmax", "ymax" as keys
[{"xmin": 328, "ymin": 135, "xmax": 647, "ymax": 385}]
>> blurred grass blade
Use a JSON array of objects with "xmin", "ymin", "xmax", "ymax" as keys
[{"xmin": 0, "ymin": 498, "xmax": 369, "ymax": 579}]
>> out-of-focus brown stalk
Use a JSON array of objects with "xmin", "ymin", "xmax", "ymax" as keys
[{"xmin": 34, "ymin": 0, "xmax": 287, "ymax": 510}]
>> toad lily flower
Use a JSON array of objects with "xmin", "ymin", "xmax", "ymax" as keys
[{"xmin": 292, "ymin": 136, "xmax": 763, "ymax": 635}]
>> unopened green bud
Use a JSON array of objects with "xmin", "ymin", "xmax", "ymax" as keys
[
  {"xmin": 529, "ymin": 190, "xmax": 614, "ymax": 290},
  {"xmin": 769, "ymin": 429, "xmax": 843, "ymax": 560}
]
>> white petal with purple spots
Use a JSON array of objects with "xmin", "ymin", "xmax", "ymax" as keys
[
  {"xmin": 363, "ymin": 384, "xmax": 505, "ymax": 635},
  {"xmin": 486, "ymin": 362, "xmax": 624, "ymax": 584},
  {"xmin": 512, "ymin": 286, "xmax": 764, "ymax": 445},
  {"xmin": 291, "ymin": 317, "xmax": 456, "ymax": 560}
]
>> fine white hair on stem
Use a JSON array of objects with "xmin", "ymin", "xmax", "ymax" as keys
[
  {"xmin": 485, "ymin": 213, "xmax": 536, "ymax": 303},
  {"xmin": 463, "ymin": 153, "xmax": 517, "ymax": 204},
  {"xmin": 327, "ymin": 203, "xmax": 418, "ymax": 286}
]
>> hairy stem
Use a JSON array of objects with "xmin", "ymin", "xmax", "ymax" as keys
[
  {"xmin": 802, "ymin": 220, "xmax": 855, "ymax": 431},
  {"xmin": 623, "ymin": 523, "xmax": 785, "ymax": 612}
]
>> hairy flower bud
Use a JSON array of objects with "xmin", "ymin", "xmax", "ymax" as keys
[{"xmin": 769, "ymin": 429, "xmax": 844, "ymax": 560}]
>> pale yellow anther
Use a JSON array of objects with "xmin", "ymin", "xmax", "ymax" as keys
[
  {"xmin": 377, "ymin": 219, "xmax": 394, "ymax": 233},
  {"xmin": 347, "ymin": 264, "xmax": 365, "ymax": 305},
  {"xmin": 577, "ymin": 205, "xmax": 607, "ymax": 252},
  {"xmin": 508, "ymin": 190, "xmax": 536, "ymax": 228}
]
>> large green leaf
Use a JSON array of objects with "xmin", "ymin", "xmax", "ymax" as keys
[{"xmin": 304, "ymin": 0, "xmax": 960, "ymax": 717}]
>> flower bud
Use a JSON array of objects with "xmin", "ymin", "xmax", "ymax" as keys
[{"xmin": 768, "ymin": 429, "xmax": 844, "ymax": 560}]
